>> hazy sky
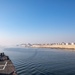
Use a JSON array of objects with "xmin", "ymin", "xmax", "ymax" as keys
[{"xmin": 0, "ymin": 0, "xmax": 75, "ymax": 46}]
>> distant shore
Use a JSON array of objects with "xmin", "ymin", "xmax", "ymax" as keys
[{"xmin": 31, "ymin": 45, "xmax": 75, "ymax": 50}]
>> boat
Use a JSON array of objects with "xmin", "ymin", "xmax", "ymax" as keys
[{"xmin": 0, "ymin": 53, "xmax": 17, "ymax": 75}]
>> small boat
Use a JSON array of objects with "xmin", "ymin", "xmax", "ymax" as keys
[{"xmin": 0, "ymin": 53, "xmax": 17, "ymax": 75}]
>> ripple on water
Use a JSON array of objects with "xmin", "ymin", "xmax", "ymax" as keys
[{"xmin": 3, "ymin": 48, "xmax": 75, "ymax": 75}]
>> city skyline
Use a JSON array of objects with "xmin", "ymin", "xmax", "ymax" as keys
[{"xmin": 0, "ymin": 0, "xmax": 75, "ymax": 46}]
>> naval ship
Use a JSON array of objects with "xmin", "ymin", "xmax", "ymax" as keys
[{"xmin": 0, "ymin": 53, "xmax": 17, "ymax": 75}]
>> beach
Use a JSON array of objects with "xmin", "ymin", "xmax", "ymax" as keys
[{"xmin": 31, "ymin": 44, "xmax": 75, "ymax": 50}]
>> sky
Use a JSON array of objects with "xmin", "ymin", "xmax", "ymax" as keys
[{"xmin": 0, "ymin": 0, "xmax": 75, "ymax": 46}]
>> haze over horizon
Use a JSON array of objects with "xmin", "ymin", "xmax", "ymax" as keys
[{"xmin": 0, "ymin": 0, "xmax": 75, "ymax": 46}]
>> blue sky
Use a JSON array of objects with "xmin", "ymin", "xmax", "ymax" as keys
[{"xmin": 0, "ymin": 0, "xmax": 75, "ymax": 45}]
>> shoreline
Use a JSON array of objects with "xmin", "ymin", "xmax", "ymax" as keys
[{"xmin": 31, "ymin": 45, "xmax": 75, "ymax": 50}]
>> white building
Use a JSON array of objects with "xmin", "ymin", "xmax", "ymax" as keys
[{"xmin": 71, "ymin": 43, "xmax": 75, "ymax": 45}]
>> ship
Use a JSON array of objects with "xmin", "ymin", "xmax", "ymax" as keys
[{"xmin": 0, "ymin": 53, "xmax": 17, "ymax": 75}]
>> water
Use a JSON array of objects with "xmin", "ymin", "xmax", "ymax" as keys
[{"xmin": 2, "ymin": 47, "xmax": 75, "ymax": 75}]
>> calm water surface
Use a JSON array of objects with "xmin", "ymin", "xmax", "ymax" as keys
[{"xmin": 2, "ymin": 48, "xmax": 75, "ymax": 75}]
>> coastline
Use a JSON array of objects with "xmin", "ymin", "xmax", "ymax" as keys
[{"xmin": 31, "ymin": 45, "xmax": 75, "ymax": 50}]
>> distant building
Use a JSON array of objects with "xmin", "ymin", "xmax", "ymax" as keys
[
  {"xmin": 68, "ymin": 43, "xmax": 71, "ymax": 45},
  {"xmin": 66, "ymin": 43, "xmax": 71, "ymax": 45},
  {"xmin": 66, "ymin": 43, "xmax": 68, "ymax": 45},
  {"xmin": 71, "ymin": 43, "xmax": 75, "ymax": 45},
  {"xmin": 61, "ymin": 42, "xmax": 66, "ymax": 45}
]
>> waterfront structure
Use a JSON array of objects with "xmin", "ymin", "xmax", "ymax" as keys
[
  {"xmin": 65, "ymin": 43, "xmax": 69, "ymax": 45},
  {"xmin": 60, "ymin": 42, "xmax": 66, "ymax": 45},
  {"xmin": 71, "ymin": 43, "xmax": 75, "ymax": 45}
]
